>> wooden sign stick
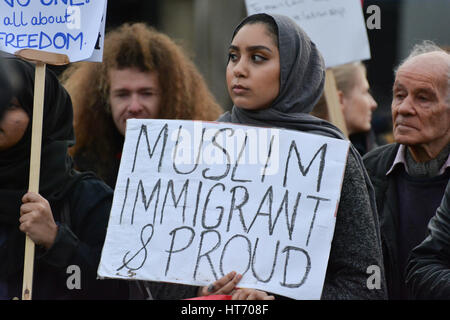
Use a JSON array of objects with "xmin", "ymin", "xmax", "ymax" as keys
[
  {"xmin": 21, "ymin": 61, "xmax": 45, "ymax": 300},
  {"xmin": 323, "ymin": 69, "xmax": 348, "ymax": 138},
  {"xmin": 14, "ymin": 49, "xmax": 69, "ymax": 300}
]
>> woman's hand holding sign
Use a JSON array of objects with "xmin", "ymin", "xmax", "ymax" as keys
[
  {"xmin": 197, "ymin": 271, "xmax": 275, "ymax": 300},
  {"xmin": 231, "ymin": 288, "xmax": 275, "ymax": 300},
  {"xmin": 198, "ymin": 271, "xmax": 242, "ymax": 296}
]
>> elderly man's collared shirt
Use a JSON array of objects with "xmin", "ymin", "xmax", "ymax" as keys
[{"xmin": 386, "ymin": 144, "xmax": 450, "ymax": 176}]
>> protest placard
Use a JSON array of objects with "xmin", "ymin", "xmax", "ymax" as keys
[
  {"xmin": 245, "ymin": 0, "xmax": 370, "ymax": 68},
  {"xmin": 0, "ymin": 0, "xmax": 107, "ymax": 62},
  {"xmin": 98, "ymin": 119, "xmax": 350, "ymax": 300}
]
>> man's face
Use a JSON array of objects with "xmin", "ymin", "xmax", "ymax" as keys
[
  {"xmin": 109, "ymin": 68, "xmax": 161, "ymax": 136},
  {"xmin": 392, "ymin": 52, "xmax": 450, "ymax": 153}
]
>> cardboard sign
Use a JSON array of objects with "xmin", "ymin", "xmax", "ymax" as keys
[
  {"xmin": 0, "ymin": 0, "xmax": 107, "ymax": 62},
  {"xmin": 98, "ymin": 119, "xmax": 350, "ymax": 300},
  {"xmin": 245, "ymin": 0, "xmax": 370, "ymax": 67}
]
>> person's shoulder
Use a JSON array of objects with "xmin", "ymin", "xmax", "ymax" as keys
[
  {"xmin": 343, "ymin": 151, "xmax": 367, "ymax": 186},
  {"xmin": 69, "ymin": 175, "xmax": 113, "ymax": 208},
  {"xmin": 363, "ymin": 143, "xmax": 399, "ymax": 170},
  {"xmin": 363, "ymin": 143, "xmax": 398, "ymax": 160}
]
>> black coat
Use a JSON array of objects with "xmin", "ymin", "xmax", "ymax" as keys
[
  {"xmin": 406, "ymin": 181, "xmax": 450, "ymax": 299},
  {"xmin": 363, "ymin": 143, "xmax": 403, "ymax": 299},
  {"xmin": 363, "ymin": 143, "xmax": 449, "ymax": 299},
  {"xmin": 4, "ymin": 177, "xmax": 129, "ymax": 300}
]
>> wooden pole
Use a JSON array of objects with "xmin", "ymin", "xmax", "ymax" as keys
[
  {"xmin": 323, "ymin": 69, "xmax": 348, "ymax": 138},
  {"xmin": 14, "ymin": 49, "xmax": 69, "ymax": 300},
  {"xmin": 21, "ymin": 62, "xmax": 46, "ymax": 300}
]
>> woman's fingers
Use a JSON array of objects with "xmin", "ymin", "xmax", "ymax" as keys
[{"xmin": 200, "ymin": 271, "xmax": 242, "ymax": 296}]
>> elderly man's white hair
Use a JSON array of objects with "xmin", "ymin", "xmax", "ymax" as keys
[{"xmin": 395, "ymin": 40, "xmax": 450, "ymax": 106}]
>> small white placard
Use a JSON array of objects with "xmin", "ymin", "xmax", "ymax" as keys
[{"xmin": 245, "ymin": 0, "xmax": 370, "ymax": 67}]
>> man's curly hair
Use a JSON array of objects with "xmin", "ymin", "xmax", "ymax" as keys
[{"xmin": 61, "ymin": 23, "xmax": 223, "ymax": 179}]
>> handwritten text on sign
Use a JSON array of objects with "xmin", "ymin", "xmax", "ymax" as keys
[
  {"xmin": 0, "ymin": 0, "xmax": 106, "ymax": 62},
  {"xmin": 98, "ymin": 120, "xmax": 349, "ymax": 300},
  {"xmin": 245, "ymin": 0, "xmax": 370, "ymax": 67}
]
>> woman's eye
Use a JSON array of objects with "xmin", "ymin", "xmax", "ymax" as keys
[
  {"xmin": 7, "ymin": 104, "xmax": 19, "ymax": 111},
  {"xmin": 252, "ymin": 54, "xmax": 266, "ymax": 62},
  {"xmin": 228, "ymin": 53, "xmax": 238, "ymax": 61}
]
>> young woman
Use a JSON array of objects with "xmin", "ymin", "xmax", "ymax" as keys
[
  {"xmin": 0, "ymin": 58, "xmax": 128, "ymax": 299},
  {"xmin": 311, "ymin": 62, "xmax": 379, "ymax": 155},
  {"xmin": 218, "ymin": 13, "xmax": 387, "ymax": 299}
]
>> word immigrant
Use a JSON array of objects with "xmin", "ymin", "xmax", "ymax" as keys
[{"xmin": 98, "ymin": 119, "xmax": 350, "ymax": 300}]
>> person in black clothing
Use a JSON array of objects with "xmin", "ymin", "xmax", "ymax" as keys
[
  {"xmin": 0, "ymin": 57, "xmax": 128, "ymax": 299},
  {"xmin": 0, "ymin": 57, "xmax": 12, "ymax": 119},
  {"xmin": 363, "ymin": 41, "xmax": 450, "ymax": 299},
  {"xmin": 406, "ymin": 181, "xmax": 450, "ymax": 299}
]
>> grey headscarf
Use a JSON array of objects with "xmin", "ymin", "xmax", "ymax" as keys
[
  {"xmin": 218, "ymin": 13, "xmax": 343, "ymax": 139},
  {"xmin": 218, "ymin": 13, "xmax": 381, "ymax": 243}
]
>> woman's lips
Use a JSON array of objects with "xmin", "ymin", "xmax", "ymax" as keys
[{"xmin": 232, "ymin": 85, "xmax": 249, "ymax": 95}]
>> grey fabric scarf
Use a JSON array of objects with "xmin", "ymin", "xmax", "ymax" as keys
[
  {"xmin": 218, "ymin": 13, "xmax": 381, "ymax": 243},
  {"xmin": 405, "ymin": 144, "xmax": 450, "ymax": 178}
]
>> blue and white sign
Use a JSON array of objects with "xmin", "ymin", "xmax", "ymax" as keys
[{"xmin": 0, "ymin": 0, "xmax": 107, "ymax": 62}]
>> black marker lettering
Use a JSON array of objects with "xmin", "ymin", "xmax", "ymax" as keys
[
  {"xmin": 283, "ymin": 142, "xmax": 327, "ymax": 192},
  {"xmin": 231, "ymin": 134, "xmax": 252, "ymax": 183},
  {"xmin": 251, "ymin": 238, "xmax": 279, "ymax": 283},
  {"xmin": 193, "ymin": 230, "xmax": 221, "ymax": 280},
  {"xmin": 132, "ymin": 124, "xmax": 168, "ymax": 173},
  {"xmin": 202, "ymin": 128, "xmax": 233, "ymax": 181},
  {"xmin": 306, "ymin": 195, "xmax": 330, "ymax": 246},
  {"xmin": 226, "ymin": 186, "xmax": 249, "ymax": 233},
  {"xmin": 219, "ymin": 234, "xmax": 251, "ymax": 278},
  {"xmin": 165, "ymin": 226, "xmax": 195, "ymax": 276},
  {"xmin": 280, "ymin": 246, "xmax": 311, "ymax": 288}
]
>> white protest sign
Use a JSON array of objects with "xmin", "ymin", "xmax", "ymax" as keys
[
  {"xmin": 0, "ymin": 0, "xmax": 107, "ymax": 62},
  {"xmin": 85, "ymin": 0, "xmax": 106, "ymax": 62},
  {"xmin": 98, "ymin": 119, "xmax": 350, "ymax": 300},
  {"xmin": 245, "ymin": 0, "xmax": 370, "ymax": 67}
]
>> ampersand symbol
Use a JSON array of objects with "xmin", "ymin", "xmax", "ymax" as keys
[{"xmin": 117, "ymin": 224, "xmax": 154, "ymax": 273}]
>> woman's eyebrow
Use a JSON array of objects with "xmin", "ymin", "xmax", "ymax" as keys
[
  {"xmin": 229, "ymin": 45, "xmax": 273, "ymax": 53},
  {"xmin": 246, "ymin": 45, "xmax": 273, "ymax": 53}
]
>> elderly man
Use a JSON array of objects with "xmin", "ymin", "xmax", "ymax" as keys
[{"xmin": 363, "ymin": 41, "xmax": 450, "ymax": 299}]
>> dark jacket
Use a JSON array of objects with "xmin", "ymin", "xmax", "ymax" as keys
[
  {"xmin": 406, "ymin": 181, "xmax": 450, "ymax": 299},
  {"xmin": 4, "ymin": 178, "xmax": 129, "ymax": 300},
  {"xmin": 363, "ymin": 143, "xmax": 449, "ymax": 299},
  {"xmin": 363, "ymin": 143, "xmax": 404, "ymax": 299}
]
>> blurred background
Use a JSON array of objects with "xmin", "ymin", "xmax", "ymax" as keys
[{"xmin": 58, "ymin": 0, "xmax": 450, "ymax": 142}]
